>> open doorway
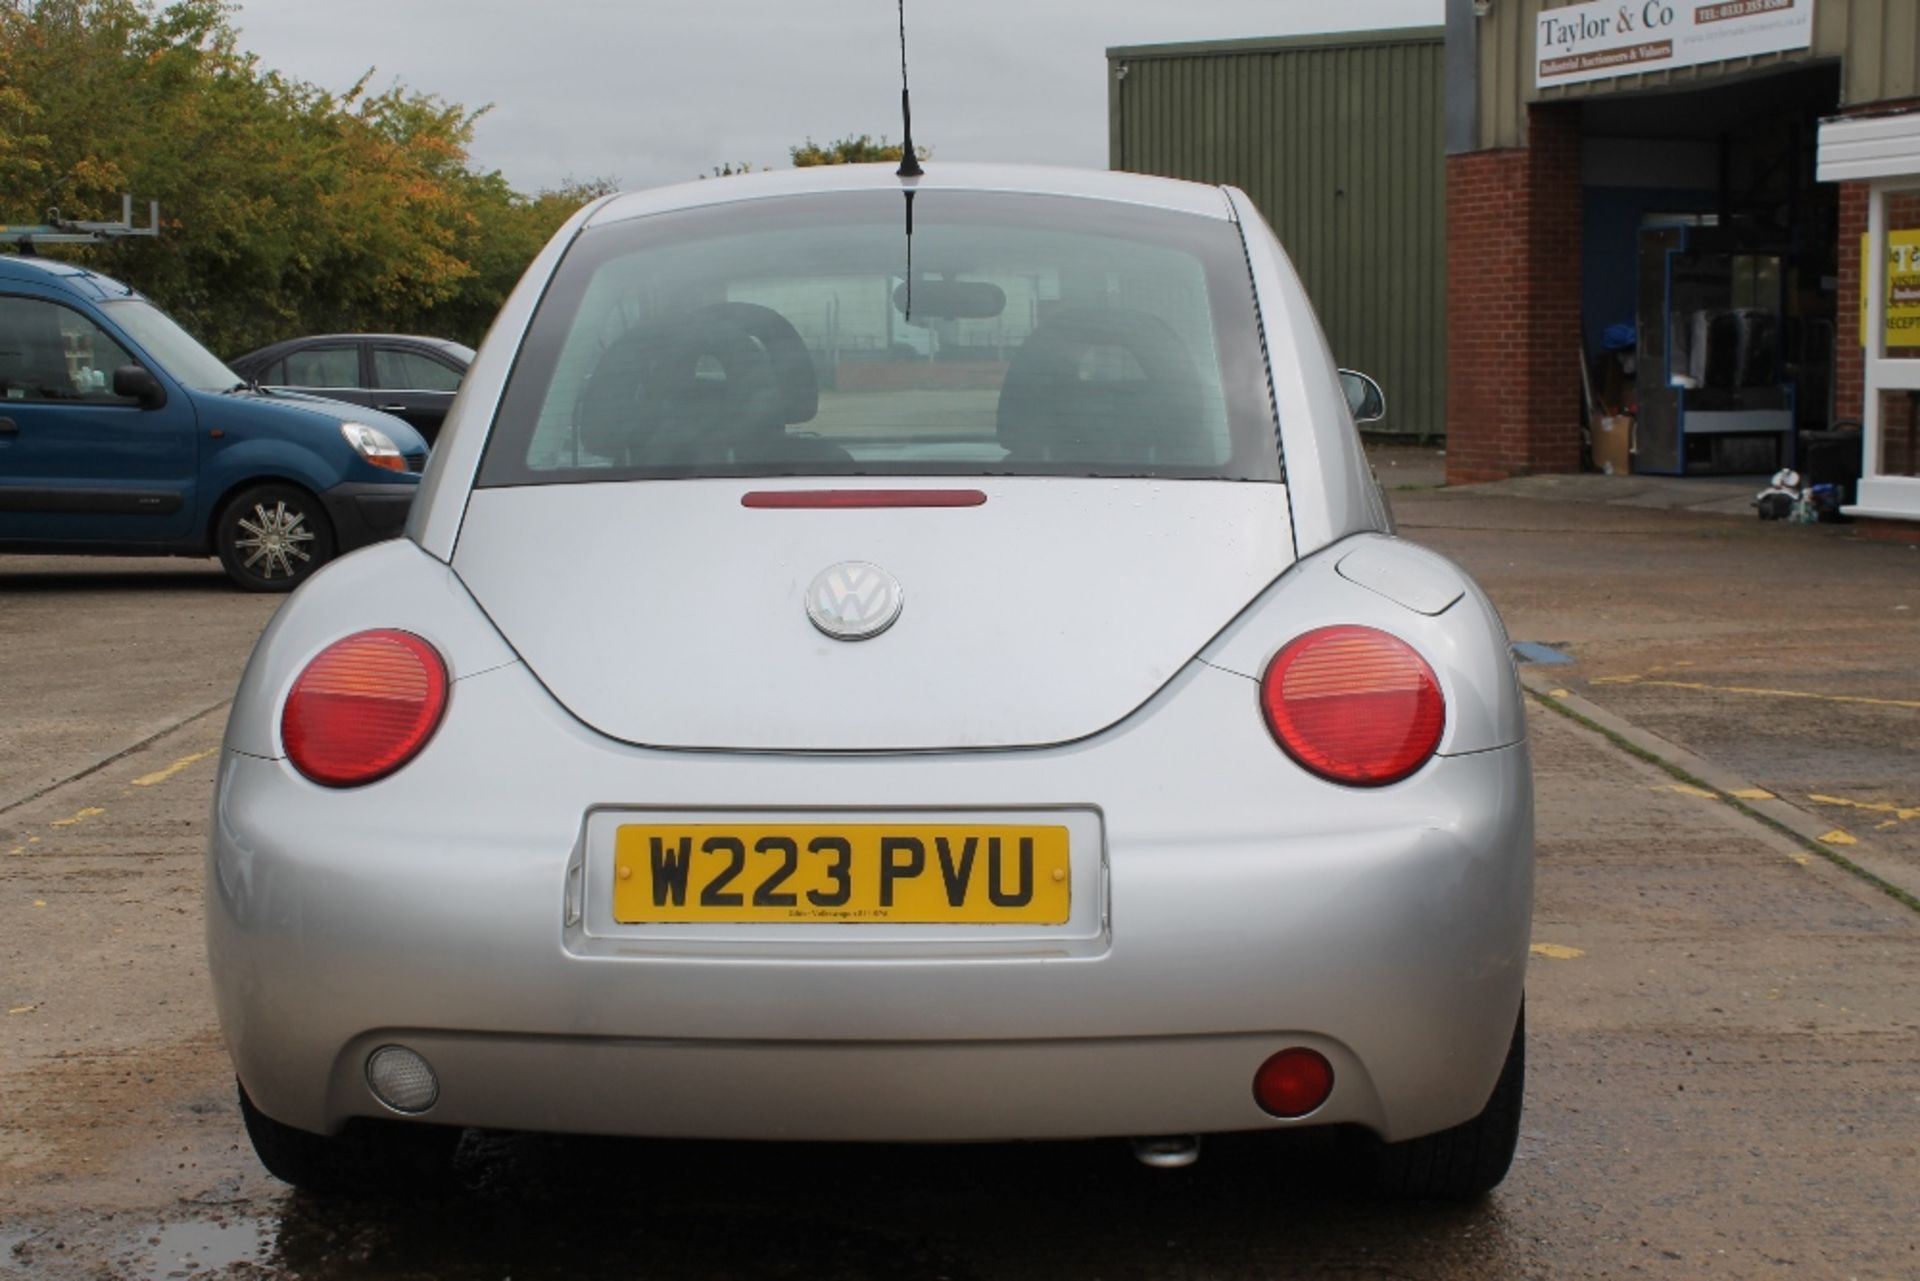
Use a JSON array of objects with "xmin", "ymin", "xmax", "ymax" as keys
[{"xmin": 1580, "ymin": 64, "xmax": 1842, "ymax": 476}]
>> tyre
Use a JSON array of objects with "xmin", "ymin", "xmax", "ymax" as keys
[
  {"xmin": 1349, "ymin": 1004, "xmax": 1525, "ymax": 1200},
  {"xmin": 214, "ymin": 483, "xmax": 335, "ymax": 592},
  {"xmin": 238, "ymin": 1081, "xmax": 459, "ymax": 1197}
]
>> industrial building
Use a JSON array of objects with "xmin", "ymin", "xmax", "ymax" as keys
[{"xmin": 1111, "ymin": 0, "xmax": 1920, "ymax": 530}]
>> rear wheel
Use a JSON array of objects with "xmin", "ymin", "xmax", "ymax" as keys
[
  {"xmin": 238, "ymin": 1081, "xmax": 459, "ymax": 1196},
  {"xmin": 1349, "ymin": 1004, "xmax": 1525, "ymax": 1200},
  {"xmin": 215, "ymin": 483, "xmax": 334, "ymax": 592}
]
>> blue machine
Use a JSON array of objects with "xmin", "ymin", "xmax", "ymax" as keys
[{"xmin": 1634, "ymin": 225, "xmax": 1796, "ymax": 476}]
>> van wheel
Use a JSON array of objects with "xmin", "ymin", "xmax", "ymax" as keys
[
  {"xmin": 238, "ymin": 1081, "xmax": 459, "ymax": 1197},
  {"xmin": 1348, "ymin": 1004, "xmax": 1525, "ymax": 1200},
  {"xmin": 215, "ymin": 484, "xmax": 334, "ymax": 592}
]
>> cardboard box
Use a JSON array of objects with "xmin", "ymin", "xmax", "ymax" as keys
[{"xmin": 1593, "ymin": 414, "xmax": 1634, "ymax": 476}]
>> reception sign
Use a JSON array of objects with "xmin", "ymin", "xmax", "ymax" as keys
[
  {"xmin": 1859, "ymin": 230, "xmax": 1920, "ymax": 349},
  {"xmin": 1536, "ymin": 0, "xmax": 1815, "ymax": 89}
]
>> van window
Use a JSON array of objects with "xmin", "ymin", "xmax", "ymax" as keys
[
  {"xmin": 0, "ymin": 296, "xmax": 139, "ymax": 403},
  {"xmin": 98, "ymin": 298, "xmax": 240, "ymax": 392}
]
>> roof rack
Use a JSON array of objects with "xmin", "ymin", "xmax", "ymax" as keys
[{"xmin": 1, "ymin": 195, "xmax": 160, "ymax": 250}]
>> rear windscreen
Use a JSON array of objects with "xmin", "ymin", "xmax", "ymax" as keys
[{"xmin": 477, "ymin": 190, "xmax": 1280, "ymax": 485}]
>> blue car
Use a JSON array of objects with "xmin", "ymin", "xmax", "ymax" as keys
[{"xmin": 0, "ymin": 256, "xmax": 428, "ymax": 590}]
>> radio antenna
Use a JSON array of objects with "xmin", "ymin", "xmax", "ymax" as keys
[{"xmin": 895, "ymin": 0, "xmax": 922, "ymax": 178}]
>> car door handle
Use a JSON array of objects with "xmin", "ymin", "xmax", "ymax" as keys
[
  {"xmin": 0, "ymin": 417, "xmax": 17, "ymax": 436},
  {"xmin": 377, "ymin": 404, "xmax": 408, "ymax": 413}
]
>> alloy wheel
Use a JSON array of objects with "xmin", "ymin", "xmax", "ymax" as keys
[{"xmin": 233, "ymin": 500, "xmax": 316, "ymax": 580}]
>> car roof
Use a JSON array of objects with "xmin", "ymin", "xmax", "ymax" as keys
[
  {"xmin": 234, "ymin": 334, "xmax": 473, "ymax": 365},
  {"xmin": 246, "ymin": 333, "xmax": 465, "ymax": 348},
  {"xmin": 0, "ymin": 254, "xmax": 139, "ymax": 302},
  {"xmin": 586, "ymin": 163, "xmax": 1236, "ymax": 230}
]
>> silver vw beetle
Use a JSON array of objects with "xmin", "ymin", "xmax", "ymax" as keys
[{"xmin": 208, "ymin": 163, "xmax": 1532, "ymax": 1198}]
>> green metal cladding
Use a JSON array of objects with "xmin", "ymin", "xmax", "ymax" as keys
[{"xmin": 1108, "ymin": 29, "xmax": 1448, "ymax": 440}]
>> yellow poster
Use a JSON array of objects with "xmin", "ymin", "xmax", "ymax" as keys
[{"xmin": 1860, "ymin": 230, "xmax": 1920, "ymax": 348}]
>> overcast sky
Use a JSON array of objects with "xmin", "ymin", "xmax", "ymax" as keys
[{"xmin": 227, "ymin": 0, "xmax": 1440, "ymax": 194}]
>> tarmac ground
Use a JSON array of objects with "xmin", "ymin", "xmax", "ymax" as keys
[{"xmin": 2, "ymin": 468, "xmax": 1916, "ymax": 1280}]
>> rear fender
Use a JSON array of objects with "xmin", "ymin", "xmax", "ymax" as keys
[
  {"xmin": 1199, "ymin": 533, "xmax": 1525, "ymax": 757},
  {"xmin": 221, "ymin": 538, "xmax": 518, "ymax": 760}
]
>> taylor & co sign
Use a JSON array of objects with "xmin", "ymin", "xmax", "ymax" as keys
[{"xmin": 1535, "ymin": 0, "xmax": 1815, "ymax": 89}]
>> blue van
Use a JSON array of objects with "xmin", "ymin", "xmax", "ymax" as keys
[{"xmin": 0, "ymin": 256, "xmax": 428, "ymax": 590}]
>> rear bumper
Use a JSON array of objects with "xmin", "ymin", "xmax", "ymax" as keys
[
  {"xmin": 323, "ymin": 1031, "xmax": 1386, "ymax": 1143},
  {"xmin": 209, "ymin": 659, "xmax": 1532, "ymax": 1144},
  {"xmin": 319, "ymin": 481, "xmax": 417, "ymax": 553}
]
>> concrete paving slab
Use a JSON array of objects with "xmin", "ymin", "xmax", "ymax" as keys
[
  {"xmin": 0, "ymin": 556, "xmax": 278, "ymax": 810},
  {"xmin": 1521, "ymin": 672, "xmax": 1920, "ymax": 906}
]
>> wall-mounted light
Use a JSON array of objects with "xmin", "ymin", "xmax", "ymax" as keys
[{"xmin": 1472, "ymin": 0, "xmax": 1493, "ymax": 15}]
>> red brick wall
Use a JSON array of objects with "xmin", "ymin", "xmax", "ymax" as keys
[
  {"xmin": 1444, "ymin": 104, "xmax": 1584, "ymax": 485},
  {"xmin": 1835, "ymin": 181, "xmax": 1868, "ymax": 425},
  {"xmin": 1877, "ymin": 390, "xmax": 1919, "ymax": 477},
  {"xmin": 1837, "ymin": 184, "xmax": 1920, "ymax": 472}
]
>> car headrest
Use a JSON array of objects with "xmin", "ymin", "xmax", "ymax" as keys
[
  {"xmin": 576, "ymin": 313, "xmax": 781, "ymax": 464},
  {"xmin": 693, "ymin": 302, "xmax": 818, "ymax": 425},
  {"xmin": 996, "ymin": 306, "xmax": 1211, "ymax": 466}
]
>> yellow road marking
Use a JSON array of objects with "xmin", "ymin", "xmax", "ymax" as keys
[
  {"xmin": 1731, "ymin": 787, "xmax": 1775, "ymax": 801},
  {"xmin": 1589, "ymin": 676, "xmax": 1920, "ymax": 710},
  {"xmin": 1549, "ymin": 688, "xmax": 1571, "ymax": 698},
  {"xmin": 49, "ymin": 807, "xmax": 104, "ymax": 828},
  {"xmin": 1655, "ymin": 783, "xmax": 1719, "ymax": 800},
  {"xmin": 1808, "ymin": 793, "xmax": 1920, "ymax": 822},
  {"xmin": 131, "ymin": 748, "xmax": 218, "ymax": 787},
  {"xmin": 1788, "ymin": 851, "xmax": 1812, "ymax": 866},
  {"xmin": 7, "ymin": 1004, "xmax": 35, "ymax": 1015},
  {"xmin": 1530, "ymin": 943, "xmax": 1585, "ymax": 960},
  {"xmin": 32, "ymin": 900, "xmax": 46, "ymax": 908},
  {"xmin": 1818, "ymin": 830, "xmax": 1858, "ymax": 847}
]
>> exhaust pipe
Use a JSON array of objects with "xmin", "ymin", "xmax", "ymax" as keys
[{"xmin": 1130, "ymin": 1135, "xmax": 1201, "ymax": 1169}]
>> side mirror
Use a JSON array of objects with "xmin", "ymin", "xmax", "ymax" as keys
[
  {"xmin": 1338, "ymin": 369, "xmax": 1385, "ymax": 424},
  {"xmin": 112, "ymin": 364, "xmax": 167, "ymax": 409}
]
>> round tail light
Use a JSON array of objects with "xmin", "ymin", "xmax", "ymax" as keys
[
  {"xmin": 282, "ymin": 629, "xmax": 448, "ymax": 787},
  {"xmin": 1253, "ymin": 1047, "xmax": 1335, "ymax": 1118},
  {"xmin": 1259, "ymin": 625, "xmax": 1445, "ymax": 786}
]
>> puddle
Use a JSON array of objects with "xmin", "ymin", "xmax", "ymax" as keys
[
  {"xmin": 125, "ymin": 1217, "xmax": 273, "ymax": 1280},
  {"xmin": 0, "ymin": 1226, "xmax": 43, "ymax": 1275},
  {"xmin": 1511, "ymin": 640, "xmax": 1574, "ymax": 665}
]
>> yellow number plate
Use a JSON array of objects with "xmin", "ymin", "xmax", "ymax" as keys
[{"xmin": 611, "ymin": 823, "xmax": 1070, "ymax": 924}]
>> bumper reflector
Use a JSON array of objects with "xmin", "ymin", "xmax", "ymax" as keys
[
  {"xmin": 366, "ymin": 1044, "xmax": 439, "ymax": 1114},
  {"xmin": 1253, "ymin": 1047, "xmax": 1334, "ymax": 1118}
]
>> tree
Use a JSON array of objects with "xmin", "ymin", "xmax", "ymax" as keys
[
  {"xmin": 0, "ymin": 0, "xmax": 608, "ymax": 351},
  {"xmin": 790, "ymin": 134, "xmax": 930, "ymax": 167}
]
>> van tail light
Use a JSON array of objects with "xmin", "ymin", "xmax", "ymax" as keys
[
  {"xmin": 1259, "ymin": 625, "xmax": 1444, "ymax": 787},
  {"xmin": 282, "ymin": 630, "xmax": 448, "ymax": 787}
]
